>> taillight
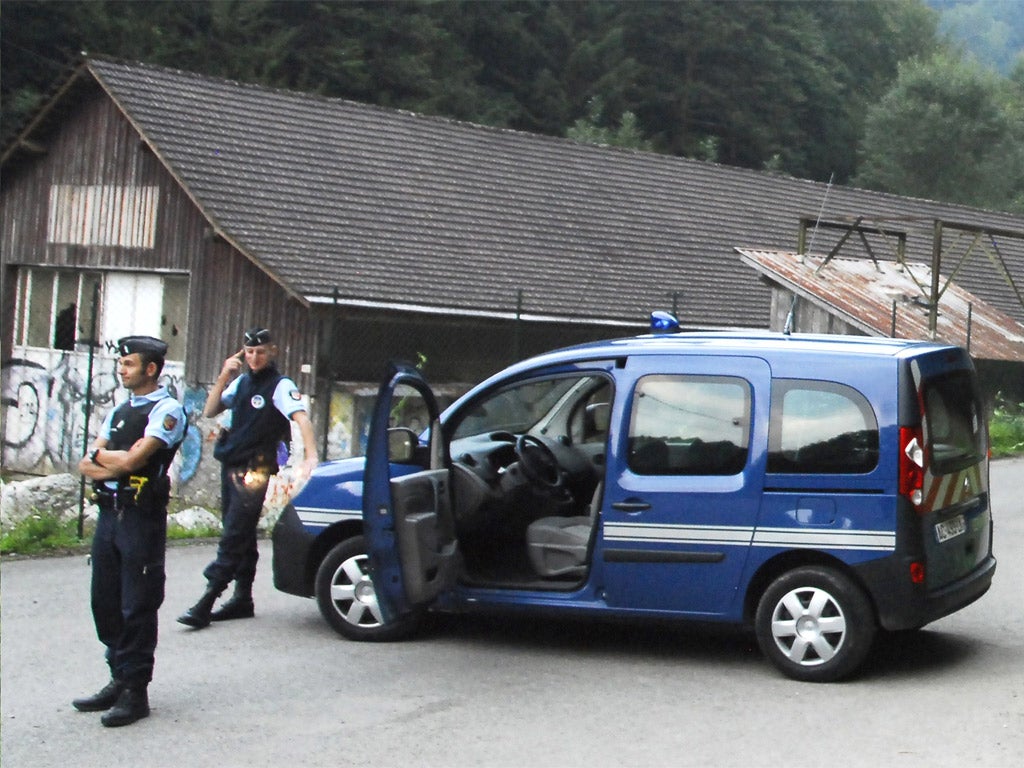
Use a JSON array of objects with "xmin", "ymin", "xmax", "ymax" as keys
[
  {"xmin": 899, "ymin": 426, "xmax": 924, "ymax": 510},
  {"xmin": 909, "ymin": 561, "xmax": 926, "ymax": 584}
]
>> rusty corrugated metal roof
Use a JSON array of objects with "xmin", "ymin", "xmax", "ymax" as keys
[{"xmin": 738, "ymin": 248, "xmax": 1024, "ymax": 362}]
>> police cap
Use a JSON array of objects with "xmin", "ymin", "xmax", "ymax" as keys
[
  {"xmin": 243, "ymin": 326, "xmax": 272, "ymax": 346},
  {"xmin": 117, "ymin": 335, "xmax": 168, "ymax": 359}
]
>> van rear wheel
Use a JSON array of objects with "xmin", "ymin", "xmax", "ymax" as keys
[
  {"xmin": 755, "ymin": 566, "xmax": 876, "ymax": 682},
  {"xmin": 315, "ymin": 535, "xmax": 422, "ymax": 641}
]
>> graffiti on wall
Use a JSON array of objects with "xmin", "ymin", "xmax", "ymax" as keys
[
  {"xmin": 1, "ymin": 349, "xmax": 454, "ymax": 501},
  {"xmin": 1, "ymin": 349, "xmax": 204, "ymax": 484},
  {"xmin": 327, "ymin": 388, "xmax": 356, "ymax": 460}
]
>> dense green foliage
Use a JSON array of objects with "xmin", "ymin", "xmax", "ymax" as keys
[
  {"xmin": 856, "ymin": 52, "xmax": 1024, "ymax": 211},
  {"xmin": 2, "ymin": 0, "xmax": 1023, "ymax": 211},
  {"xmin": 990, "ymin": 395, "xmax": 1024, "ymax": 458}
]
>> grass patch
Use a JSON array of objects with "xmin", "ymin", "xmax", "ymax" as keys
[
  {"xmin": 990, "ymin": 394, "xmax": 1024, "ymax": 458},
  {"xmin": 0, "ymin": 513, "xmax": 86, "ymax": 556},
  {"xmin": 2, "ymin": 501, "xmax": 223, "ymax": 555},
  {"xmin": 167, "ymin": 522, "xmax": 222, "ymax": 540}
]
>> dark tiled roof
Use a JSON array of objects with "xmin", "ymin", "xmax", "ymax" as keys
[{"xmin": 84, "ymin": 58, "xmax": 1024, "ymax": 329}]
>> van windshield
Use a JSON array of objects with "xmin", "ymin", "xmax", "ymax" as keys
[
  {"xmin": 922, "ymin": 370, "xmax": 986, "ymax": 473},
  {"xmin": 451, "ymin": 376, "xmax": 587, "ymax": 439}
]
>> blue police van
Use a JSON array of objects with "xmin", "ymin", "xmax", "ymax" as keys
[{"xmin": 272, "ymin": 317, "xmax": 995, "ymax": 681}]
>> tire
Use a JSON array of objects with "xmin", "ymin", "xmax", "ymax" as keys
[
  {"xmin": 755, "ymin": 566, "xmax": 876, "ymax": 682},
  {"xmin": 314, "ymin": 535, "xmax": 422, "ymax": 641}
]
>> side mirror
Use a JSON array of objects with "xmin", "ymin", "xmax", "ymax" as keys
[
  {"xmin": 387, "ymin": 427, "xmax": 419, "ymax": 463},
  {"xmin": 585, "ymin": 402, "xmax": 611, "ymax": 434}
]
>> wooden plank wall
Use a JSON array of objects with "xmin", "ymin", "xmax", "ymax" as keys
[{"xmin": 1, "ymin": 85, "xmax": 319, "ymax": 388}]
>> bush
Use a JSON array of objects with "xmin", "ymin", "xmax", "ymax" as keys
[{"xmin": 990, "ymin": 394, "xmax": 1024, "ymax": 458}]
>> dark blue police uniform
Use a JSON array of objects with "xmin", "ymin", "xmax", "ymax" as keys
[
  {"xmin": 74, "ymin": 334, "xmax": 186, "ymax": 727},
  {"xmin": 204, "ymin": 363, "xmax": 290, "ymax": 591},
  {"xmin": 91, "ymin": 393, "xmax": 184, "ymax": 687},
  {"xmin": 178, "ymin": 325, "xmax": 310, "ymax": 629}
]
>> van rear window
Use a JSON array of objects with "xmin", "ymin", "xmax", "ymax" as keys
[{"xmin": 922, "ymin": 370, "xmax": 986, "ymax": 473}]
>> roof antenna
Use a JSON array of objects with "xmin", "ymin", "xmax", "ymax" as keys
[
  {"xmin": 803, "ymin": 172, "xmax": 835, "ymax": 264},
  {"xmin": 787, "ymin": 171, "xmax": 835, "ymax": 336}
]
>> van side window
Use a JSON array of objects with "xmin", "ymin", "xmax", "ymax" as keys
[
  {"xmin": 768, "ymin": 380, "xmax": 879, "ymax": 474},
  {"xmin": 627, "ymin": 375, "xmax": 750, "ymax": 475}
]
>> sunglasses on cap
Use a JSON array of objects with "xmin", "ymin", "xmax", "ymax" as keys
[{"xmin": 243, "ymin": 328, "xmax": 272, "ymax": 346}]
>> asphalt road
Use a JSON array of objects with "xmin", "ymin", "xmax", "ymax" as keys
[{"xmin": 2, "ymin": 458, "xmax": 1023, "ymax": 768}]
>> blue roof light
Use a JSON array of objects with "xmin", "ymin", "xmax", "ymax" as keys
[{"xmin": 650, "ymin": 311, "xmax": 681, "ymax": 334}]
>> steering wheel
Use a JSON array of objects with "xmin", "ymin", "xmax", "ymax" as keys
[{"xmin": 515, "ymin": 434, "xmax": 564, "ymax": 490}]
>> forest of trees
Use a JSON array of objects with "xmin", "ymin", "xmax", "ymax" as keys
[{"xmin": 2, "ymin": 0, "xmax": 1022, "ymax": 213}]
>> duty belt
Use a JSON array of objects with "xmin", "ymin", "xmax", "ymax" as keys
[{"xmin": 92, "ymin": 475, "xmax": 153, "ymax": 505}]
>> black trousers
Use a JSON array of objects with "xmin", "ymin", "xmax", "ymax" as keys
[
  {"xmin": 202, "ymin": 463, "xmax": 272, "ymax": 591},
  {"xmin": 90, "ymin": 498, "xmax": 167, "ymax": 685}
]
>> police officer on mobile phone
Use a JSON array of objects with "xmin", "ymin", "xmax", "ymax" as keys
[
  {"xmin": 74, "ymin": 335, "xmax": 186, "ymax": 727},
  {"xmin": 177, "ymin": 326, "xmax": 317, "ymax": 629}
]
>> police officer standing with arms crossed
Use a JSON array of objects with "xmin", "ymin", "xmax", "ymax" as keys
[
  {"xmin": 178, "ymin": 326, "xmax": 317, "ymax": 628},
  {"xmin": 74, "ymin": 336, "xmax": 186, "ymax": 727}
]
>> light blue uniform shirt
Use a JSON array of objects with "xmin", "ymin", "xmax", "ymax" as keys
[
  {"xmin": 100, "ymin": 386, "xmax": 187, "ymax": 447},
  {"xmin": 221, "ymin": 374, "xmax": 306, "ymax": 420}
]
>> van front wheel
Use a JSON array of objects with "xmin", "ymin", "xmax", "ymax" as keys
[
  {"xmin": 315, "ymin": 535, "xmax": 422, "ymax": 641},
  {"xmin": 755, "ymin": 566, "xmax": 876, "ymax": 682}
]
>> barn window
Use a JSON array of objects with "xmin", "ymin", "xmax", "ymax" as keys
[
  {"xmin": 47, "ymin": 185, "xmax": 159, "ymax": 248},
  {"xmin": 12, "ymin": 268, "xmax": 187, "ymax": 360}
]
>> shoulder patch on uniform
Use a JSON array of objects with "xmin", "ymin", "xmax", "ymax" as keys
[
  {"xmin": 163, "ymin": 415, "xmax": 179, "ymax": 431},
  {"xmin": 290, "ymin": 390, "xmax": 303, "ymax": 401}
]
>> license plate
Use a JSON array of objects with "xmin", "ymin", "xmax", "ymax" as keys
[{"xmin": 935, "ymin": 514, "xmax": 966, "ymax": 543}]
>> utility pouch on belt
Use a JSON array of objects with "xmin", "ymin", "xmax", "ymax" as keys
[
  {"xmin": 131, "ymin": 474, "xmax": 171, "ymax": 507},
  {"xmin": 94, "ymin": 475, "xmax": 170, "ymax": 508}
]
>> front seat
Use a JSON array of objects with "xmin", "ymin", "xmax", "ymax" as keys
[{"xmin": 526, "ymin": 482, "xmax": 602, "ymax": 578}]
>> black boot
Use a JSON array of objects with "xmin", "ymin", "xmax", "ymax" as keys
[
  {"xmin": 176, "ymin": 585, "xmax": 223, "ymax": 629},
  {"xmin": 211, "ymin": 582, "xmax": 255, "ymax": 621},
  {"xmin": 73, "ymin": 678, "xmax": 123, "ymax": 712},
  {"xmin": 101, "ymin": 685, "xmax": 149, "ymax": 727}
]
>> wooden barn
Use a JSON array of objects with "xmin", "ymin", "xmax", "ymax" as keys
[{"xmin": 2, "ymin": 57, "xmax": 1022, "ymax": 500}]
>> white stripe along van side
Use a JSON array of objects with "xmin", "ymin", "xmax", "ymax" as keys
[
  {"xmin": 603, "ymin": 522, "xmax": 895, "ymax": 552},
  {"xmin": 604, "ymin": 522, "xmax": 753, "ymax": 545},
  {"xmin": 295, "ymin": 507, "xmax": 361, "ymax": 528},
  {"xmin": 751, "ymin": 527, "xmax": 895, "ymax": 550}
]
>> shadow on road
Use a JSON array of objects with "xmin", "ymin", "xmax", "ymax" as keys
[
  {"xmin": 422, "ymin": 611, "xmax": 764, "ymax": 665},
  {"xmin": 404, "ymin": 612, "xmax": 982, "ymax": 682},
  {"xmin": 861, "ymin": 628, "xmax": 980, "ymax": 680}
]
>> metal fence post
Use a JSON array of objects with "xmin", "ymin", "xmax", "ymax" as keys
[{"xmin": 77, "ymin": 281, "xmax": 100, "ymax": 539}]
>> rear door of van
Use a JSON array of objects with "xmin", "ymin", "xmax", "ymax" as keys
[{"xmin": 903, "ymin": 348, "xmax": 992, "ymax": 591}]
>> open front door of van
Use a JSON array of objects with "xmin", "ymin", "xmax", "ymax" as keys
[{"xmin": 362, "ymin": 362, "xmax": 459, "ymax": 624}]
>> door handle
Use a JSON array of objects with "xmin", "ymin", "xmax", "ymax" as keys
[{"xmin": 611, "ymin": 501, "xmax": 651, "ymax": 512}]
